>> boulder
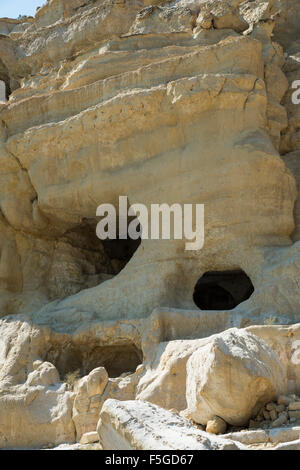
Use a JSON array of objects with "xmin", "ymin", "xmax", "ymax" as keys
[
  {"xmin": 97, "ymin": 399, "xmax": 246, "ymax": 450},
  {"xmin": 206, "ymin": 416, "xmax": 227, "ymax": 435},
  {"xmin": 80, "ymin": 431, "xmax": 99, "ymax": 445},
  {"xmin": 185, "ymin": 328, "xmax": 285, "ymax": 426}
]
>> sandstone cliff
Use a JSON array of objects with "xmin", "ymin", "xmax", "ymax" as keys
[{"xmin": 0, "ymin": 0, "xmax": 299, "ymax": 449}]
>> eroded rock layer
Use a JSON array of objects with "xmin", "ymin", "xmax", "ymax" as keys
[{"xmin": 0, "ymin": 0, "xmax": 299, "ymax": 449}]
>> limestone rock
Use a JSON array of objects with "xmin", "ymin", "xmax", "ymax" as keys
[
  {"xmin": 271, "ymin": 413, "xmax": 288, "ymax": 428},
  {"xmin": 97, "ymin": 399, "xmax": 246, "ymax": 450},
  {"xmin": 79, "ymin": 431, "xmax": 99, "ymax": 445},
  {"xmin": 288, "ymin": 402, "xmax": 300, "ymax": 411},
  {"xmin": 185, "ymin": 328, "xmax": 285, "ymax": 426},
  {"xmin": 73, "ymin": 367, "xmax": 109, "ymax": 439},
  {"xmin": 206, "ymin": 416, "xmax": 227, "ymax": 435}
]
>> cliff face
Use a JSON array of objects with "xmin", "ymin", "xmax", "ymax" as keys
[{"xmin": 0, "ymin": 0, "xmax": 299, "ymax": 449}]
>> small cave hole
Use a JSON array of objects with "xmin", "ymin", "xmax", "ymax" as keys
[{"xmin": 193, "ymin": 270, "xmax": 254, "ymax": 310}]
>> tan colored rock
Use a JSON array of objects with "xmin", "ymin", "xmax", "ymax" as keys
[
  {"xmin": 206, "ymin": 416, "xmax": 227, "ymax": 435},
  {"xmin": 273, "ymin": 439, "xmax": 300, "ymax": 451},
  {"xmin": 263, "ymin": 409, "xmax": 271, "ymax": 421},
  {"xmin": 271, "ymin": 412, "xmax": 288, "ymax": 428},
  {"xmin": 288, "ymin": 411, "xmax": 300, "ymax": 420},
  {"xmin": 278, "ymin": 395, "xmax": 295, "ymax": 406},
  {"xmin": 185, "ymin": 328, "xmax": 285, "ymax": 426},
  {"xmin": 72, "ymin": 367, "xmax": 109, "ymax": 440},
  {"xmin": 282, "ymin": 151, "xmax": 300, "ymax": 242},
  {"xmin": 276, "ymin": 404, "xmax": 286, "ymax": 413},
  {"xmin": 196, "ymin": 0, "xmax": 248, "ymax": 33},
  {"xmin": 0, "ymin": 0, "xmax": 297, "ymax": 325},
  {"xmin": 79, "ymin": 431, "xmax": 99, "ymax": 445},
  {"xmin": 97, "ymin": 399, "xmax": 246, "ymax": 450},
  {"xmin": 288, "ymin": 402, "xmax": 300, "ymax": 411}
]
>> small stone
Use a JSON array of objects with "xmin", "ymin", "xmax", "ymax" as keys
[
  {"xmin": 135, "ymin": 364, "xmax": 145, "ymax": 374},
  {"xmin": 277, "ymin": 395, "xmax": 294, "ymax": 406},
  {"xmin": 206, "ymin": 416, "xmax": 227, "ymax": 435},
  {"xmin": 255, "ymin": 415, "xmax": 263, "ymax": 422},
  {"xmin": 275, "ymin": 404, "xmax": 286, "ymax": 413},
  {"xmin": 33, "ymin": 360, "xmax": 43, "ymax": 370},
  {"xmin": 80, "ymin": 432, "xmax": 99, "ymax": 445},
  {"xmin": 270, "ymin": 412, "xmax": 288, "ymax": 428},
  {"xmin": 288, "ymin": 402, "xmax": 300, "ymax": 411},
  {"xmin": 266, "ymin": 402, "xmax": 276, "ymax": 411},
  {"xmin": 249, "ymin": 419, "xmax": 262, "ymax": 429},
  {"xmin": 270, "ymin": 409, "xmax": 277, "ymax": 421},
  {"xmin": 289, "ymin": 411, "xmax": 300, "ymax": 420},
  {"xmin": 263, "ymin": 409, "xmax": 270, "ymax": 421},
  {"xmin": 277, "ymin": 395, "xmax": 296, "ymax": 406}
]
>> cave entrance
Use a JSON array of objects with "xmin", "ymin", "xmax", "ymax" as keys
[
  {"xmin": 193, "ymin": 270, "xmax": 254, "ymax": 310},
  {"xmin": 44, "ymin": 342, "xmax": 143, "ymax": 379},
  {"xmin": 63, "ymin": 218, "xmax": 141, "ymax": 276},
  {"xmin": 48, "ymin": 218, "xmax": 141, "ymax": 299}
]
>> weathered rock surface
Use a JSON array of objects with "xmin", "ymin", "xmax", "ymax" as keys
[
  {"xmin": 73, "ymin": 366, "xmax": 108, "ymax": 439},
  {"xmin": 136, "ymin": 326, "xmax": 290, "ymax": 419},
  {"xmin": 185, "ymin": 329, "xmax": 285, "ymax": 426},
  {"xmin": 206, "ymin": 416, "xmax": 227, "ymax": 435},
  {"xmin": 97, "ymin": 399, "xmax": 246, "ymax": 450},
  {"xmin": 0, "ymin": 0, "xmax": 299, "ymax": 450},
  {"xmin": 0, "ymin": 318, "xmax": 76, "ymax": 448},
  {"xmin": 0, "ymin": 0, "xmax": 297, "ymax": 326}
]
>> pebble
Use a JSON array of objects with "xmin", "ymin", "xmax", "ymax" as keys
[
  {"xmin": 270, "ymin": 412, "xmax": 288, "ymax": 428},
  {"xmin": 266, "ymin": 403, "xmax": 276, "ymax": 411},
  {"xmin": 288, "ymin": 402, "xmax": 300, "ymax": 411},
  {"xmin": 206, "ymin": 416, "xmax": 227, "ymax": 435},
  {"xmin": 277, "ymin": 395, "xmax": 294, "ymax": 406},
  {"xmin": 80, "ymin": 432, "xmax": 99, "ymax": 445},
  {"xmin": 275, "ymin": 404, "xmax": 286, "ymax": 413}
]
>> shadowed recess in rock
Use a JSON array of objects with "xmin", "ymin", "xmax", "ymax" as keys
[
  {"xmin": 43, "ymin": 342, "xmax": 143, "ymax": 379},
  {"xmin": 193, "ymin": 270, "xmax": 254, "ymax": 310},
  {"xmin": 47, "ymin": 218, "xmax": 141, "ymax": 299}
]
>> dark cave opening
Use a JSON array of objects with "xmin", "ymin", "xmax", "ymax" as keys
[
  {"xmin": 67, "ymin": 217, "xmax": 141, "ymax": 276},
  {"xmin": 44, "ymin": 342, "xmax": 143, "ymax": 379},
  {"xmin": 193, "ymin": 270, "xmax": 254, "ymax": 310},
  {"xmin": 47, "ymin": 217, "xmax": 141, "ymax": 300}
]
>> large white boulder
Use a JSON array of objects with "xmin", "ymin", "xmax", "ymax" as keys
[
  {"xmin": 185, "ymin": 328, "xmax": 285, "ymax": 426},
  {"xmin": 97, "ymin": 399, "xmax": 246, "ymax": 450}
]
